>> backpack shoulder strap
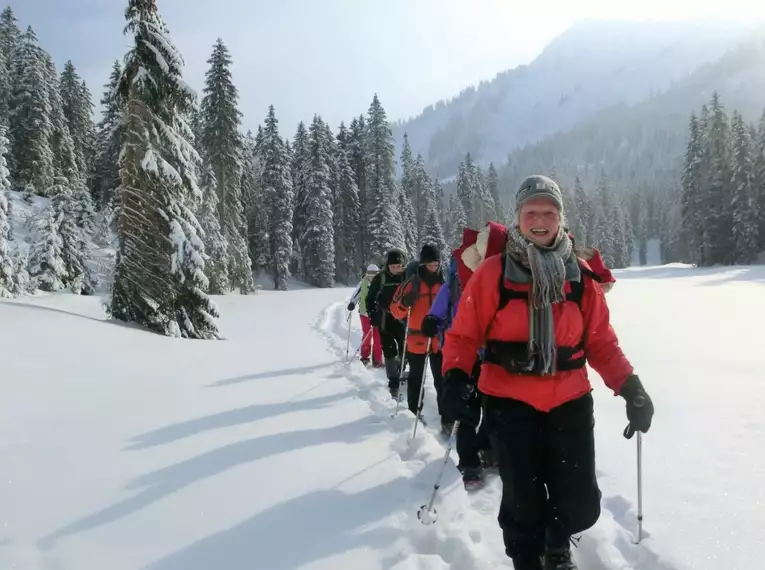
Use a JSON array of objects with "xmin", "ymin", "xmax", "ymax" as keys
[{"xmin": 497, "ymin": 255, "xmax": 528, "ymax": 312}]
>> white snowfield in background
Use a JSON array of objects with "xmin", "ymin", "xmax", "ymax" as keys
[{"xmin": 1, "ymin": 264, "xmax": 763, "ymax": 570}]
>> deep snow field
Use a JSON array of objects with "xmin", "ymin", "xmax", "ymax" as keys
[{"xmin": 1, "ymin": 263, "xmax": 763, "ymax": 570}]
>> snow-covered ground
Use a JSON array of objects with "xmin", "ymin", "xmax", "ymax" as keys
[{"xmin": 1, "ymin": 263, "xmax": 763, "ymax": 570}]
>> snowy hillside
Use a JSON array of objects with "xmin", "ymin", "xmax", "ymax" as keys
[{"xmin": 1, "ymin": 264, "xmax": 764, "ymax": 570}]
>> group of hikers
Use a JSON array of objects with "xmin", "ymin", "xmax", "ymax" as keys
[{"xmin": 345, "ymin": 175, "xmax": 655, "ymax": 570}]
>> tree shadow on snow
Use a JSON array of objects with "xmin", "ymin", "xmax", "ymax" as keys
[
  {"xmin": 38, "ymin": 416, "xmax": 386, "ymax": 551},
  {"xmin": 0, "ymin": 300, "xmax": 107, "ymax": 323},
  {"xmin": 142, "ymin": 476, "xmax": 408, "ymax": 570},
  {"xmin": 125, "ymin": 389, "xmax": 354, "ymax": 450},
  {"xmin": 209, "ymin": 361, "xmax": 341, "ymax": 387}
]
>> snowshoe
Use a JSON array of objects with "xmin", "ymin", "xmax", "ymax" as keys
[
  {"xmin": 389, "ymin": 381, "xmax": 400, "ymax": 400},
  {"xmin": 544, "ymin": 547, "xmax": 577, "ymax": 570},
  {"xmin": 461, "ymin": 467, "xmax": 484, "ymax": 491},
  {"xmin": 360, "ymin": 358, "xmax": 371, "ymax": 367}
]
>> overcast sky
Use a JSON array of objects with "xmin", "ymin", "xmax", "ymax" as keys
[{"xmin": 11, "ymin": 0, "xmax": 765, "ymax": 135}]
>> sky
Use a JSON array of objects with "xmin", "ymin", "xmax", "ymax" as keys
[{"xmin": 11, "ymin": 0, "xmax": 765, "ymax": 136}]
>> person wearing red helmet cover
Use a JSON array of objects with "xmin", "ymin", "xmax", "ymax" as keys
[{"xmin": 440, "ymin": 175, "xmax": 654, "ymax": 570}]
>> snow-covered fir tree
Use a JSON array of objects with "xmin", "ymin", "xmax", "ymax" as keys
[
  {"xmin": 46, "ymin": 176, "xmax": 95, "ymax": 293},
  {"xmin": 301, "ymin": 115, "xmax": 335, "ymax": 287},
  {"xmin": 199, "ymin": 38, "xmax": 253, "ymax": 293},
  {"xmin": 397, "ymin": 183, "xmax": 418, "ymax": 258},
  {"xmin": 754, "ymin": 110, "xmax": 765, "ymax": 251},
  {"xmin": 334, "ymin": 122, "xmax": 360, "ymax": 282},
  {"xmin": 290, "ymin": 120, "xmax": 309, "ymax": 278},
  {"xmin": 681, "ymin": 113, "xmax": 705, "ymax": 264},
  {"xmin": 9, "ymin": 26, "xmax": 54, "ymax": 195},
  {"xmin": 705, "ymin": 93, "xmax": 733, "ymax": 265},
  {"xmin": 110, "ymin": 0, "xmax": 220, "ymax": 339},
  {"xmin": 364, "ymin": 95, "xmax": 402, "ymax": 261},
  {"xmin": 730, "ymin": 111, "xmax": 758, "ymax": 263},
  {"xmin": 27, "ymin": 206, "xmax": 66, "ymax": 292},
  {"xmin": 195, "ymin": 162, "xmax": 230, "ymax": 293},
  {"xmin": 92, "ymin": 61, "xmax": 123, "ymax": 210},
  {"xmin": 400, "ymin": 133, "xmax": 424, "ymax": 238},
  {"xmin": 572, "ymin": 176, "xmax": 591, "ymax": 246},
  {"xmin": 419, "ymin": 181, "xmax": 447, "ymax": 262},
  {"xmin": 0, "ymin": 126, "xmax": 11, "ymax": 296},
  {"xmin": 59, "ymin": 61, "xmax": 95, "ymax": 185},
  {"xmin": 456, "ymin": 154, "xmax": 475, "ymax": 227},
  {"xmin": 0, "ymin": 7, "xmax": 20, "ymax": 68},
  {"xmin": 240, "ymin": 130, "xmax": 269, "ymax": 275},
  {"xmin": 0, "ymin": 8, "xmax": 20, "ymax": 172},
  {"xmin": 486, "ymin": 162, "xmax": 502, "ymax": 222},
  {"xmin": 259, "ymin": 105, "xmax": 293, "ymax": 290},
  {"xmin": 448, "ymin": 194, "xmax": 467, "ymax": 248},
  {"xmin": 348, "ymin": 115, "xmax": 368, "ymax": 261}
]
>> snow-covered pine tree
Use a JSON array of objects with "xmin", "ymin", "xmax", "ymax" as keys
[
  {"xmin": 680, "ymin": 113, "xmax": 705, "ymax": 265},
  {"xmin": 9, "ymin": 26, "xmax": 54, "ymax": 196},
  {"xmin": 299, "ymin": 115, "xmax": 335, "ymax": 287},
  {"xmin": 241, "ymin": 130, "xmax": 269, "ymax": 275},
  {"xmin": 472, "ymin": 162, "xmax": 495, "ymax": 225},
  {"xmin": 456, "ymin": 154, "xmax": 475, "ymax": 227},
  {"xmin": 397, "ymin": 182, "xmax": 418, "ymax": 258},
  {"xmin": 434, "ymin": 177, "xmax": 446, "ymax": 227},
  {"xmin": 199, "ymin": 38, "xmax": 253, "ymax": 293},
  {"xmin": 364, "ymin": 95, "xmax": 401, "ymax": 261},
  {"xmin": 400, "ymin": 133, "xmax": 423, "ymax": 238},
  {"xmin": 195, "ymin": 161, "xmax": 229, "ymax": 293},
  {"xmin": 753, "ymin": 110, "xmax": 765, "ymax": 252},
  {"xmin": 59, "ymin": 61, "xmax": 95, "ymax": 185},
  {"xmin": 110, "ymin": 0, "xmax": 220, "ymax": 339},
  {"xmin": 0, "ymin": 7, "xmax": 20, "ymax": 68},
  {"xmin": 259, "ymin": 105, "xmax": 293, "ymax": 290},
  {"xmin": 704, "ymin": 93, "xmax": 733, "ymax": 265},
  {"xmin": 27, "ymin": 206, "xmax": 66, "ymax": 292},
  {"xmin": 349, "ymin": 115, "xmax": 368, "ymax": 262},
  {"xmin": 46, "ymin": 176, "xmax": 95, "ymax": 293},
  {"xmin": 0, "ymin": 126, "xmax": 11, "ymax": 296},
  {"xmin": 448, "ymin": 194, "xmax": 467, "ymax": 249},
  {"xmin": 591, "ymin": 170, "xmax": 616, "ymax": 265},
  {"xmin": 334, "ymin": 122, "xmax": 360, "ymax": 282},
  {"xmin": 486, "ymin": 162, "xmax": 502, "ymax": 222},
  {"xmin": 0, "ymin": 51, "xmax": 9, "ymax": 134},
  {"xmin": 419, "ymin": 180, "xmax": 447, "ymax": 263},
  {"xmin": 290, "ymin": 121, "xmax": 309, "ymax": 278},
  {"xmin": 92, "ymin": 61, "xmax": 123, "ymax": 210},
  {"xmin": 572, "ymin": 176, "xmax": 592, "ymax": 246},
  {"xmin": 730, "ymin": 110, "xmax": 758, "ymax": 264}
]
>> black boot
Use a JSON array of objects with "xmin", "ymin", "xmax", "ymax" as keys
[
  {"xmin": 544, "ymin": 546, "xmax": 577, "ymax": 570},
  {"xmin": 385, "ymin": 357, "xmax": 400, "ymax": 399},
  {"xmin": 511, "ymin": 554, "xmax": 544, "ymax": 570}
]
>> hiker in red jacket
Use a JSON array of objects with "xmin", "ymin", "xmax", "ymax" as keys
[{"xmin": 441, "ymin": 175, "xmax": 654, "ymax": 570}]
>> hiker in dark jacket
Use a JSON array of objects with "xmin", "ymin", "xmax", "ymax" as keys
[{"xmin": 366, "ymin": 249, "xmax": 407, "ymax": 393}]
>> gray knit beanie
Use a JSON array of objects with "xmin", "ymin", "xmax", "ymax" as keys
[{"xmin": 515, "ymin": 175, "xmax": 564, "ymax": 211}]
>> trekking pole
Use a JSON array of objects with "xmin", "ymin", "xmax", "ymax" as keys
[
  {"xmin": 348, "ymin": 328, "xmax": 373, "ymax": 364},
  {"xmin": 392, "ymin": 309, "xmax": 411, "ymax": 418},
  {"xmin": 417, "ymin": 420, "xmax": 460, "ymax": 525},
  {"xmin": 411, "ymin": 338, "xmax": 432, "ymax": 440},
  {"xmin": 632, "ymin": 395, "xmax": 646, "ymax": 544},
  {"xmin": 345, "ymin": 310, "xmax": 352, "ymax": 361}
]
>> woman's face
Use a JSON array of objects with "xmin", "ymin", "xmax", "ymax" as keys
[{"xmin": 519, "ymin": 197, "xmax": 560, "ymax": 246}]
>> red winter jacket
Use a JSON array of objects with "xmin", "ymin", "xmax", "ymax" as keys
[{"xmin": 442, "ymin": 255, "xmax": 633, "ymax": 412}]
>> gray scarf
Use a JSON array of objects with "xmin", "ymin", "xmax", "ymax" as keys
[{"xmin": 504, "ymin": 225, "xmax": 579, "ymax": 375}]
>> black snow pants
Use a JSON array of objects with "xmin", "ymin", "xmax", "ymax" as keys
[
  {"xmin": 483, "ymin": 392, "xmax": 601, "ymax": 559},
  {"xmin": 455, "ymin": 361, "xmax": 491, "ymax": 469},
  {"xmin": 405, "ymin": 351, "xmax": 444, "ymax": 418},
  {"xmin": 379, "ymin": 314, "xmax": 406, "ymax": 388}
]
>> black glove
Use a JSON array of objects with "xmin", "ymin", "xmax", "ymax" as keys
[
  {"xmin": 619, "ymin": 375, "xmax": 654, "ymax": 439},
  {"xmin": 347, "ymin": 302, "xmax": 355, "ymax": 312},
  {"xmin": 442, "ymin": 368, "xmax": 481, "ymax": 426},
  {"xmin": 369, "ymin": 311, "xmax": 381, "ymax": 328},
  {"xmin": 421, "ymin": 315, "xmax": 440, "ymax": 338},
  {"xmin": 400, "ymin": 288, "xmax": 418, "ymax": 308}
]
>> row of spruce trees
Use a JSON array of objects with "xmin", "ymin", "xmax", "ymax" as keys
[{"xmin": 681, "ymin": 92, "xmax": 765, "ymax": 266}]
